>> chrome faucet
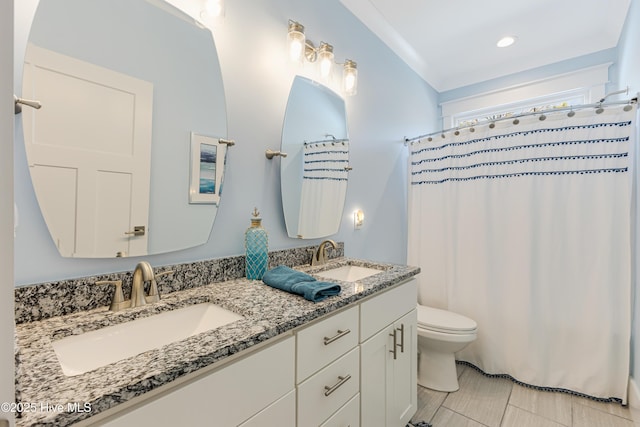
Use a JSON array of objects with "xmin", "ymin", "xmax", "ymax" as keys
[
  {"xmin": 95, "ymin": 262, "xmax": 174, "ymax": 311},
  {"xmin": 131, "ymin": 261, "xmax": 155, "ymax": 307},
  {"xmin": 312, "ymin": 239, "xmax": 337, "ymax": 266}
]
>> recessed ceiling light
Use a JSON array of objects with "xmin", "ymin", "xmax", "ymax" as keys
[{"xmin": 496, "ymin": 36, "xmax": 517, "ymax": 48}]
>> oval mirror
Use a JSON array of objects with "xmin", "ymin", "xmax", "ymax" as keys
[
  {"xmin": 280, "ymin": 76, "xmax": 349, "ymax": 239},
  {"xmin": 21, "ymin": 0, "xmax": 228, "ymax": 258}
]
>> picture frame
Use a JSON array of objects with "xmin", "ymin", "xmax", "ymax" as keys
[{"xmin": 189, "ymin": 133, "xmax": 227, "ymax": 204}]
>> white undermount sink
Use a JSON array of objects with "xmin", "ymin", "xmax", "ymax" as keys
[
  {"xmin": 52, "ymin": 303, "xmax": 243, "ymax": 376},
  {"xmin": 315, "ymin": 264, "xmax": 383, "ymax": 282}
]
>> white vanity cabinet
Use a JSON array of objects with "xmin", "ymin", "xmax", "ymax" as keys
[
  {"xmin": 98, "ymin": 335, "xmax": 296, "ymax": 427},
  {"xmin": 88, "ymin": 279, "xmax": 416, "ymax": 427},
  {"xmin": 360, "ymin": 279, "xmax": 417, "ymax": 427}
]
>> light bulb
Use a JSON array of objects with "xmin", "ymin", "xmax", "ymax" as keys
[
  {"xmin": 287, "ymin": 21, "xmax": 306, "ymax": 63},
  {"xmin": 318, "ymin": 42, "xmax": 334, "ymax": 81},
  {"xmin": 343, "ymin": 60, "xmax": 358, "ymax": 96}
]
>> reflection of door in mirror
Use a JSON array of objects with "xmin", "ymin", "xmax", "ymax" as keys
[
  {"xmin": 280, "ymin": 76, "xmax": 349, "ymax": 239},
  {"xmin": 23, "ymin": 45, "xmax": 152, "ymax": 257},
  {"xmin": 21, "ymin": 0, "xmax": 228, "ymax": 258}
]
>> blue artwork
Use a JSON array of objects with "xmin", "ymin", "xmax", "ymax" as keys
[{"xmin": 199, "ymin": 143, "xmax": 217, "ymax": 194}]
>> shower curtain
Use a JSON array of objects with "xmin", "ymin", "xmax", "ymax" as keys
[
  {"xmin": 297, "ymin": 142, "xmax": 349, "ymax": 238},
  {"xmin": 408, "ymin": 104, "xmax": 636, "ymax": 402}
]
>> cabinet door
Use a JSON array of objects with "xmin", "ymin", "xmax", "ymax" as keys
[
  {"xmin": 360, "ymin": 324, "xmax": 394, "ymax": 427},
  {"xmin": 361, "ymin": 309, "xmax": 417, "ymax": 427},
  {"xmin": 391, "ymin": 309, "xmax": 417, "ymax": 426}
]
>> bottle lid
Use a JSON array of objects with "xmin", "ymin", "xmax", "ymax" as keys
[{"xmin": 250, "ymin": 207, "xmax": 262, "ymax": 226}]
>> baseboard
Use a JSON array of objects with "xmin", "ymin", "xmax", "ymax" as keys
[{"xmin": 628, "ymin": 376, "xmax": 640, "ymax": 408}]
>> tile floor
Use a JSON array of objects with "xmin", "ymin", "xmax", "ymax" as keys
[{"xmin": 411, "ymin": 364, "xmax": 640, "ymax": 427}]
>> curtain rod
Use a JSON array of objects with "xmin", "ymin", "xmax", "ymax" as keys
[
  {"xmin": 404, "ymin": 96, "xmax": 637, "ymax": 144},
  {"xmin": 304, "ymin": 138, "xmax": 349, "ymax": 145}
]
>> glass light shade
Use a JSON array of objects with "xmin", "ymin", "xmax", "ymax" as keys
[
  {"xmin": 287, "ymin": 21, "xmax": 306, "ymax": 63},
  {"xmin": 318, "ymin": 42, "xmax": 334, "ymax": 80},
  {"xmin": 343, "ymin": 60, "xmax": 358, "ymax": 96}
]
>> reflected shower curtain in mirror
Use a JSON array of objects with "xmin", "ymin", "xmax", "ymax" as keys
[
  {"xmin": 408, "ymin": 105, "xmax": 636, "ymax": 402},
  {"xmin": 298, "ymin": 142, "xmax": 349, "ymax": 238}
]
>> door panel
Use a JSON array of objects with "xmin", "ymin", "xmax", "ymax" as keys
[{"xmin": 23, "ymin": 44, "xmax": 152, "ymax": 257}]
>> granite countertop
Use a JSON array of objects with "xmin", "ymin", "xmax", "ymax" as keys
[{"xmin": 14, "ymin": 257, "xmax": 420, "ymax": 426}]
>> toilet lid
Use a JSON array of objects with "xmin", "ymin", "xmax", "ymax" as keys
[{"xmin": 417, "ymin": 305, "xmax": 477, "ymax": 333}]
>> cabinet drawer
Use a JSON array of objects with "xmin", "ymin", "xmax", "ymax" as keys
[
  {"xmin": 297, "ymin": 347, "xmax": 359, "ymax": 427},
  {"xmin": 360, "ymin": 279, "xmax": 416, "ymax": 341},
  {"xmin": 239, "ymin": 389, "xmax": 296, "ymax": 427},
  {"xmin": 297, "ymin": 306, "xmax": 359, "ymax": 382},
  {"xmin": 320, "ymin": 393, "xmax": 360, "ymax": 427},
  {"xmin": 101, "ymin": 335, "xmax": 295, "ymax": 427}
]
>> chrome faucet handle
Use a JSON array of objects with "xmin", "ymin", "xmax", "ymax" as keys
[
  {"xmin": 155, "ymin": 270, "xmax": 175, "ymax": 279},
  {"xmin": 95, "ymin": 280, "xmax": 130, "ymax": 311},
  {"xmin": 146, "ymin": 270, "xmax": 174, "ymax": 304}
]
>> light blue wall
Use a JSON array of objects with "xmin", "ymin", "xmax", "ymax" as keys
[
  {"xmin": 13, "ymin": 0, "xmax": 438, "ymax": 285},
  {"xmin": 615, "ymin": 0, "xmax": 640, "ymax": 379}
]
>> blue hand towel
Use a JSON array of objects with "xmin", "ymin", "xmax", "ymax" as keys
[{"xmin": 262, "ymin": 265, "xmax": 341, "ymax": 303}]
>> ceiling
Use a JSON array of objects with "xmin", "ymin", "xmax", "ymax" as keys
[{"xmin": 340, "ymin": 0, "xmax": 632, "ymax": 92}]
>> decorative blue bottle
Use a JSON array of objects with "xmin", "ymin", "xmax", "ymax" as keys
[{"xmin": 245, "ymin": 207, "xmax": 268, "ymax": 280}]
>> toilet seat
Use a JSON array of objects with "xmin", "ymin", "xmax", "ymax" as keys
[{"xmin": 417, "ymin": 305, "xmax": 477, "ymax": 335}]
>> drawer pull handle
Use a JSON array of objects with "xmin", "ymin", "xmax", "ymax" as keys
[
  {"xmin": 324, "ymin": 374, "xmax": 352, "ymax": 396},
  {"xmin": 397, "ymin": 323, "xmax": 405, "ymax": 353},
  {"xmin": 324, "ymin": 329, "xmax": 351, "ymax": 345},
  {"xmin": 389, "ymin": 330, "xmax": 398, "ymax": 360}
]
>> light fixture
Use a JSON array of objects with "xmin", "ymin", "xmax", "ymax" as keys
[
  {"xmin": 354, "ymin": 209, "xmax": 364, "ymax": 230},
  {"xmin": 496, "ymin": 35, "xmax": 517, "ymax": 48},
  {"xmin": 287, "ymin": 20, "xmax": 307, "ymax": 63},
  {"xmin": 201, "ymin": 0, "xmax": 224, "ymax": 18},
  {"xmin": 318, "ymin": 42, "xmax": 335, "ymax": 81},
  {"xmin": 343, "ymin": 60, "xmax": 358, "ymax": 96},
  {"xmin": 287, "ymin": 20, "xmax": 358, "ymax": 96}
]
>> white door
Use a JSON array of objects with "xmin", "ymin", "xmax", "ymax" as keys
[{"xmin": 22, "ymin": 44, "xmax": 153, "ymax": 257}]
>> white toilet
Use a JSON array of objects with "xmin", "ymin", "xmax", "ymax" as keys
[{"xmin": 416, "ymin": 304, "xmax": 477, "ymax": 392}]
